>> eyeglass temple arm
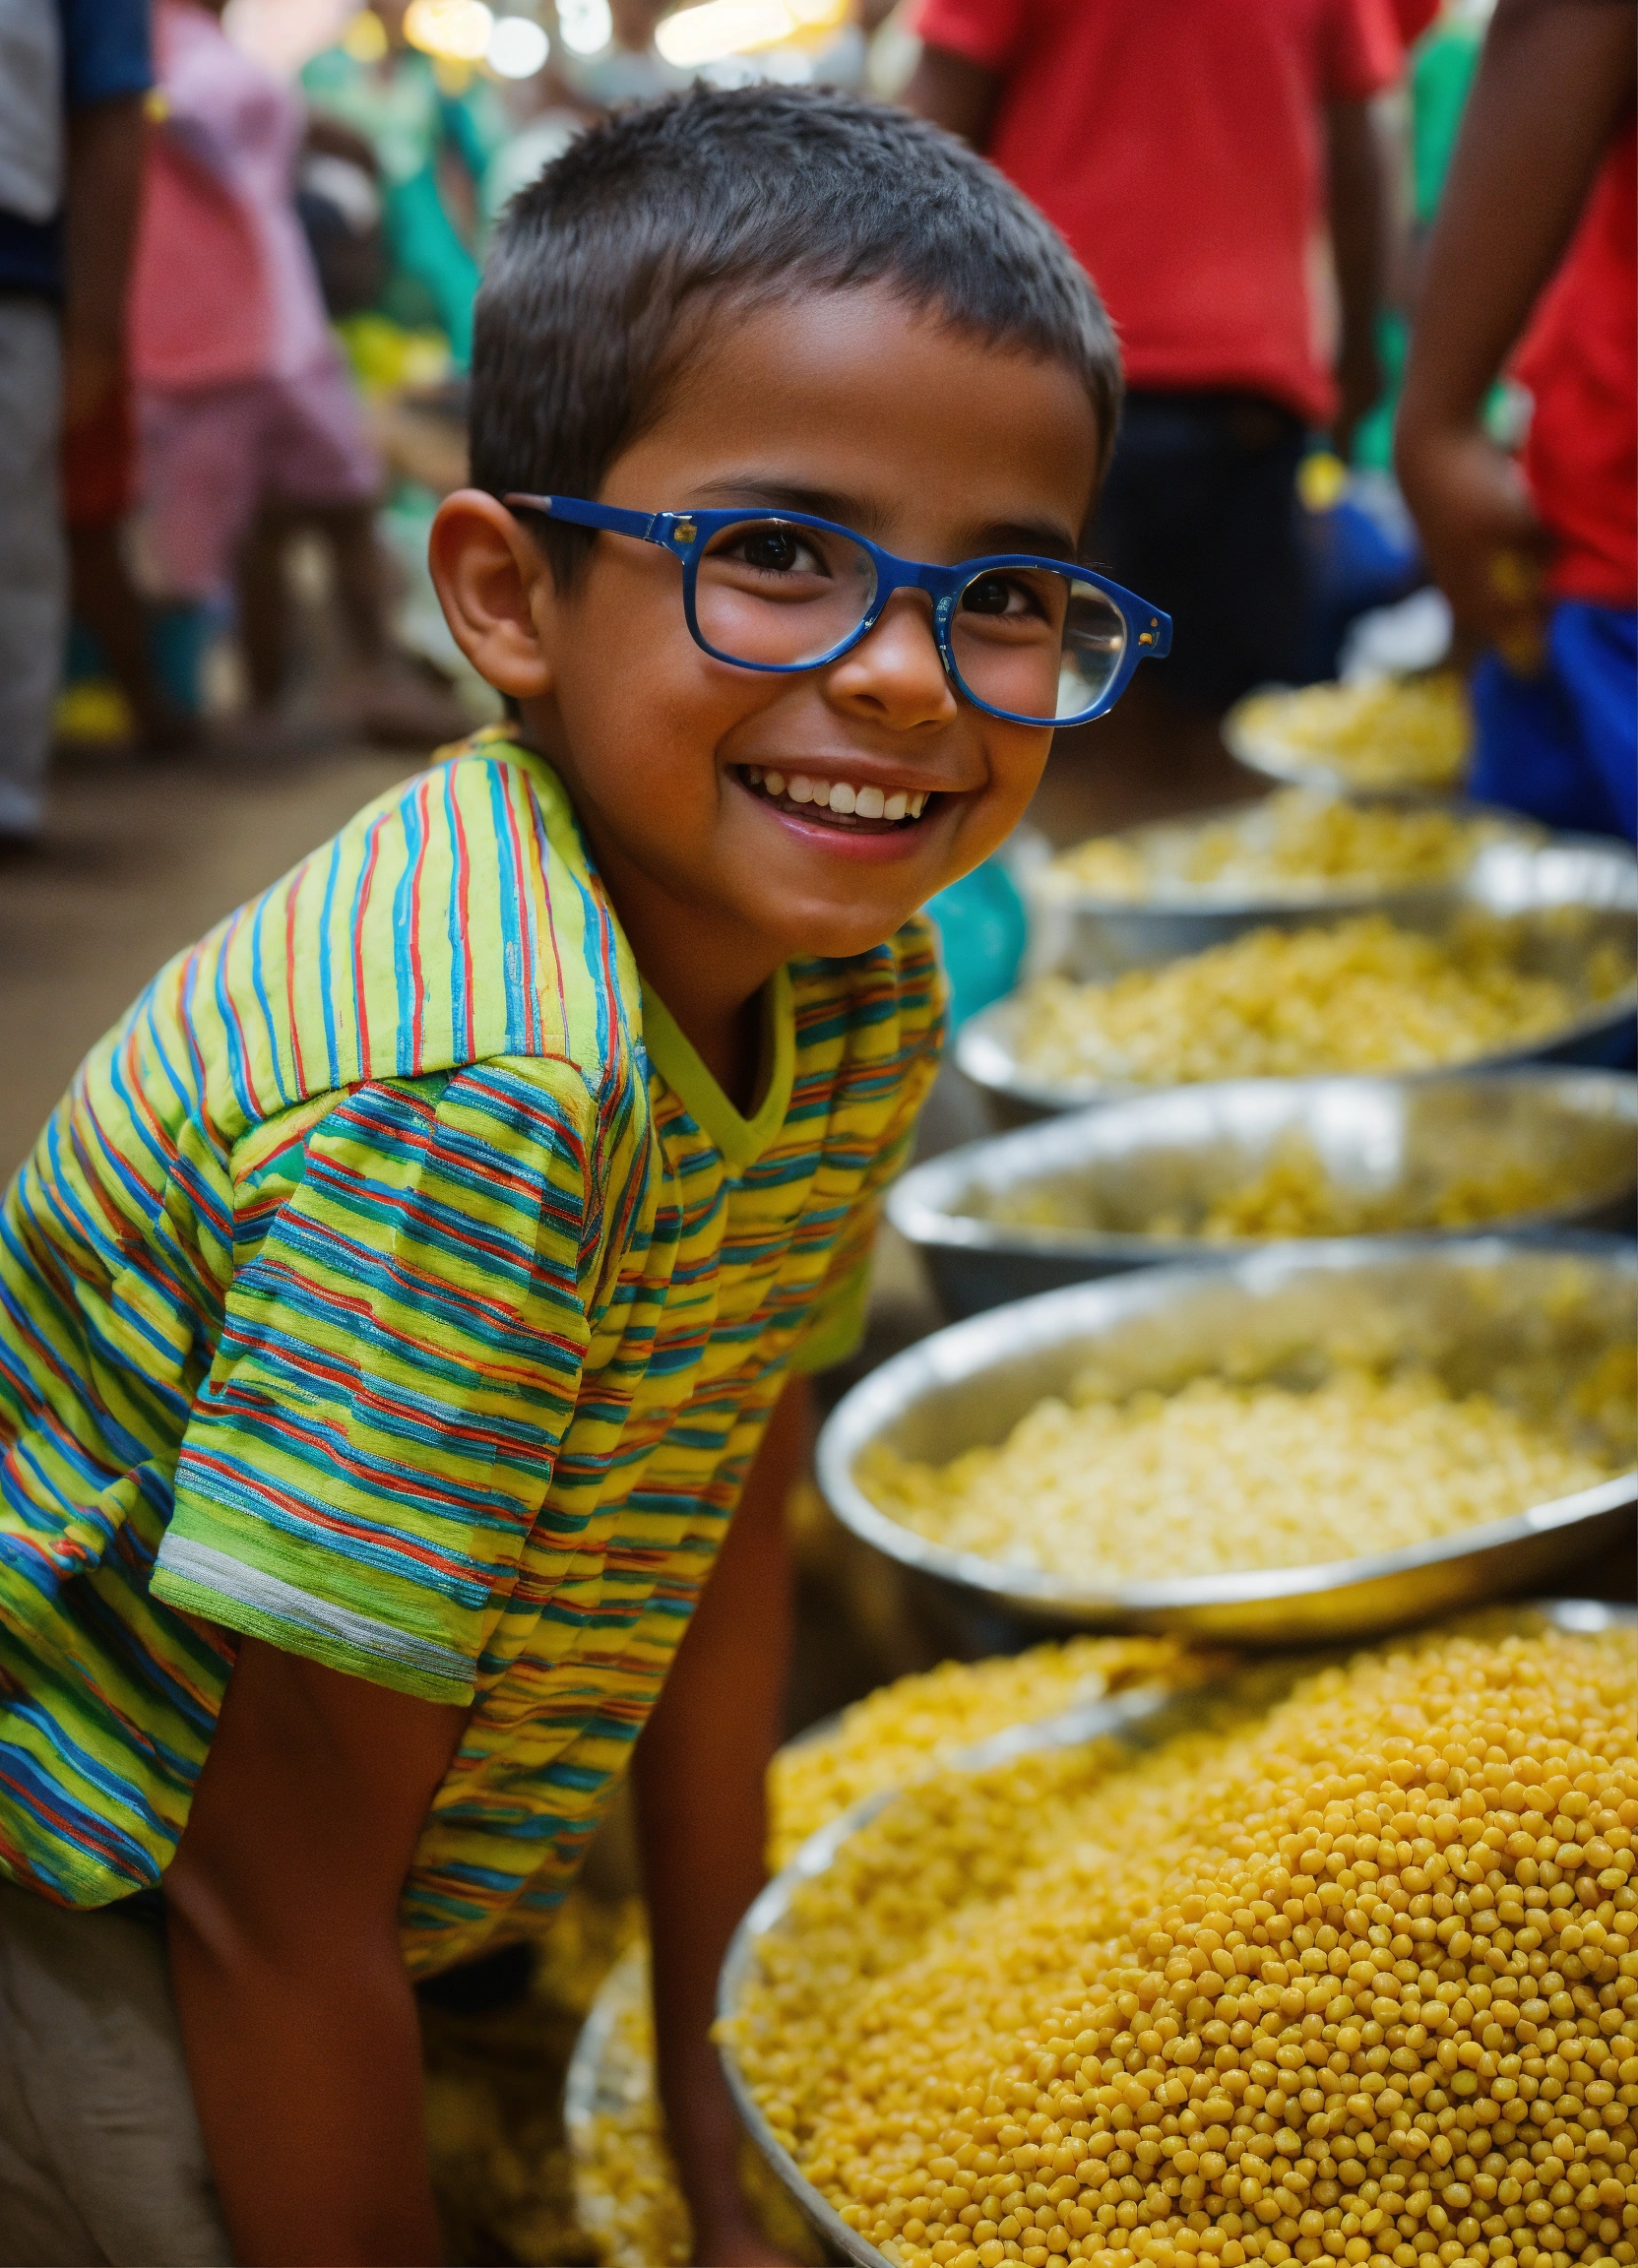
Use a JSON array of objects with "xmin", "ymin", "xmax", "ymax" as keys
[{"xmin": 504, "ymin": 493, "xmax": 685, "ymax": 547}]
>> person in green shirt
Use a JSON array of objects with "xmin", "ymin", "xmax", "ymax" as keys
[
  {"xmin": 0, "ymin": 84, "xmax": 1167, "ymax": 2265},
  {"xmin": 303, "ymin": 1, "xmax": 503, "ymax": 368}
]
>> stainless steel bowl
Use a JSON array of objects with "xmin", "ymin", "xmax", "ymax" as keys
[
  {"xmin": 816, "ymin": 1239, "xmax": 1636, "ymax": 1641},
  {"xmin": 718, "ymin": 1600, "xmax": 1636, "ymax": 2268},
  {"xmin": 1029, "ymin": 794, "xmax": 1545, "ymax": 980},
  {"xmin": 888, "ymin": 1069, "xmax": 1638, "ymax": 1319},
  {"xmin": 1223, "ymin": 679, "xmax": 1472, "ymax": 797},
  {"xmin": 959, "ymin": 836, "xmax": 1638, "ymax": 1119}
]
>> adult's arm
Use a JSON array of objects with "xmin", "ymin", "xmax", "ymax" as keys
[
  {"xmin": 1326, "ymin": 96, "xmax": 1390, "ymax": 459},
  {"xmin": 633, "ymin": 1377, "xmax": 807, "ymax": 2268},
  {"xmin": 900, "ymin": 42, "xmax": 1000, "ymax": 146},
  {"xmin": 1394, "ymin": 0, "xmax": 1637, "ymax": 642},
  {"xmin": 61, "ymin": 93, "xmax": 146, "ymax": 430},
  {"xmin": 166, "ymin": 1640, "xmax": 468, "ymax": 2265}
]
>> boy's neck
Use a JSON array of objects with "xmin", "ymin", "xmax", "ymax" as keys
[{"xmin": 618, "ymin": 886, "xmax": 776, "ymax": 1114}]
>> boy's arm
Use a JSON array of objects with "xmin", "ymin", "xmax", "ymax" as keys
[
  {"xmin": 1394, "ymin": 0, "xmax": 1637, "ymax": 643},
  {"xmin": 633, "ymin": 1375, "xmax": 807, "ymax": 2268},
  {"xmin": 1326, "ymin": 95, "xmax": 1390, "ymax": 461},
  {"xmin": 165, "ymin": 1638, "xmax": 468, "ymax": 2266}
]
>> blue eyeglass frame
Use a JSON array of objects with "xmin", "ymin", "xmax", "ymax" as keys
[{"xmin": 504, "ymin": 492, "xmax": 1172, "ymax": 727}]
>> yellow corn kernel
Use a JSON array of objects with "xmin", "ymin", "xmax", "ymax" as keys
[
  {"xmin": 725, "ymin": 1621, "xmax": 1638, "ymax": 2268},
  {"xmin": 1231, "ymin": 673, "xmax": 1470, "ymax": 792},
  {"xmin": 1044, "ymin": 789, "xmax": 1504, "ymax": 904},
  {"xmin": 1011, "ymin": 914, "xmax": 1631, "ymax": 1090},
  {"xmin": 860, "ymin": 1367, "xmax": 1626, "ymax": 1586}
]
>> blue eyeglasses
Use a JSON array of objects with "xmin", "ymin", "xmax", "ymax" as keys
[{"xmin": 505, "ymin": 494, "xmax": 1171, "ymax": 728}]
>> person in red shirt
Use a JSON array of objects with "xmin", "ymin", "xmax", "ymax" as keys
[
  {"xmin": 1396, "ymin": 0, "xmax": 1635, "ymax": 841},
  {"xmin": 906, "ymin": 0, "xmax": 1401, "ymax": 717}
]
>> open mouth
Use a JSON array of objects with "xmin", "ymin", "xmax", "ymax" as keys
[{"xmin": 735, "ymin": 765, "xmax": 934, "ymax": 831}]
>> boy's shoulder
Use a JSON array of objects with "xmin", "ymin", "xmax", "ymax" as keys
[{"xmin": 169, "ymin": 731, "xmax": 644, "ymax": 1134}]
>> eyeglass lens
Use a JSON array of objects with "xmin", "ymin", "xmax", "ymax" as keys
[{"xmin": 692, "ymin": 520, "xmax": 1128, "ymax": 723}]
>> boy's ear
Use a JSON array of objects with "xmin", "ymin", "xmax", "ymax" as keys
[{"xmin": 428, "ymin": 490, "xmax": 559, "ymax": 700}]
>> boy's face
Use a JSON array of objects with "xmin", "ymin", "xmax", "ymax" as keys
[{"xmin": 486, "ymin": 287, "xmax": 1101, "ymax": 970}]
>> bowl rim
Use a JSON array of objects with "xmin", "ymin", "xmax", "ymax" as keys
[
  {"xmin": 716, "ymin": 1599, "xmax": 1638, "ymax": 2268},
  {"xmin": 1029, "ymin": 791, "xmax": 1555, "ymax": 919},
  {"xmin": 887, "ymin": 1067, "xmax": 1638, "ymax": 1262},
  {"xmin": 1223, "ymin": 677, "xmax": 1474, "ymax": 796},
  {"xmin": 816, "ymin": 1236, "xmax": 1638, "ymax": 1617},
  {"xmin": 957, "ymin": 840, "xmax": 1638, "ymax": 1111},
  {"xmin": 954, "ymin": 984, "xmax": 1638, "ymax": 1114}
]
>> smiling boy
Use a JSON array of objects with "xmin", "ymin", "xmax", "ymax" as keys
[{"xmin": 0, "ymin": 87, "xmax": 1162, "ymax": 2267}]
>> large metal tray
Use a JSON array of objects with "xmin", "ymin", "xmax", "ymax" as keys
[
  {"xmin": 717, "ymin": 1600, "xmax": 1637, "ymax": 2268},
  {"xmin": 959, "ymin": 837, "xmax": 1638, "ymax": 1120},
  {"xmin": 1028, "ymin": 794, "xmax": 1545, "ymax": 980},
  {"xmin": 816, "ymin": 1238, "xmax": 1636, "ymax": 1640},
  {"xmin": 887, "ymin": 1069, "xmax": 1638, "ymax": 1319}
]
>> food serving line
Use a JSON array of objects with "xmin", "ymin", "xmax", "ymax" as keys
[{"xmin": 567, "ymin": 677, "xmax": 1638, "ymax": 2268}]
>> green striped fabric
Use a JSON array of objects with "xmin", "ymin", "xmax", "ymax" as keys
[{"xmin": 0, "ymin": 732, "xmax": 942, "ymax": 1973}]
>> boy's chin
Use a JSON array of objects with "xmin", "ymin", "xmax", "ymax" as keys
[{"xmin": 779, "ymin": 903, "xmax": 923, "ymax": 962}]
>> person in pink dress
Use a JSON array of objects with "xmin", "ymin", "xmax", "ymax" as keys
[{"xmin": 131, "ymin": 0, "xmax": 465, "ymax": 746}]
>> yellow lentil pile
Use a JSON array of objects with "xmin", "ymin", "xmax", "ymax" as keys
[
  {"xmin": 575, "ymin": 1641, "xmax": 1213, "ymax": 2264},
  {"xmin": 726, "ymin": 1619, "xmax": 1638, "ymax": 2268},
  {"xmin": 859, "ymin": 1369, "xmax": 1623, "ymax": 1584},
  {"xmin": 1045, "ymin": 794, "xmax": 1503, "ymax": 906},
  {"xmin": 771, "ymin": 1637, "xmax": 1205, "ymax": 1866},
  {"xmin": 1011, "ymin": 917, "xmax": 1620, "ymax": 1090},
  {"xmin": 1230, "ymin": 676, "xmax": 1471, "ymax": 791}
]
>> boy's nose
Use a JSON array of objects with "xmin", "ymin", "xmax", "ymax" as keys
[{"xmin": 822, "ymin": 592, "xmax": 961, "ymax": 732}]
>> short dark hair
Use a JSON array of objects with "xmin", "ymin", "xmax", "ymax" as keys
[{"xmin": 471, "ymin": 84, "xmax": 1122, "ymax": 586}]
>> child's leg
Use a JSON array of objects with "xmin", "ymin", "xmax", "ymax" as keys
[
  {"xmin": 235, "ymin": 507, "xmax": 296, "ymax": 709},
  {"xmin": 0, "ymin": 1880, "xmax": 230, "ymax": 2267}
]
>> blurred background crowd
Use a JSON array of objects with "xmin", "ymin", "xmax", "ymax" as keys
[{"xmin": 0, "ymin": 0, "xmax": 1630, "ymax": 1135}]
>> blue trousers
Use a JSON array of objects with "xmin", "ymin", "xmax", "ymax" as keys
[{"xmin": 1471, "ymin": 599, "xmax": 1637, "ymax": 841}]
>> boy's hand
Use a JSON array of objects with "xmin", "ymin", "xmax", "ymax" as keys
[
  {"xmin": 634, "ymin": 1378, "xmax": 808, "ymax": 2268},
  {"xmin": 165, "ymin": 1636, "xmax": 468, "ymax": 2266}
]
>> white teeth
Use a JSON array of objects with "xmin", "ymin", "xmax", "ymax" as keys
[{"xmin": 747, "ymin": 768, "xmax": 927, "ymax": 821}]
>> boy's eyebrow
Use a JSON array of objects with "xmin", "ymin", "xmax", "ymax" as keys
[{"xmin": 683, "ymin": 477, "xmax": 1081, "ymax": 563}]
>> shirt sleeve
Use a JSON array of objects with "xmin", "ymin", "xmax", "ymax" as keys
[
  {"xmin": 913, "ymin": 0, "xmax": 1033, "ymax": 74},
  {"xmin": 1322, "ymin": 0, "xmax": 1405, "ymax": 101},
  {"xmin": 151, "ymin": 1061, "xmax": 605, "ymax": 1705},
  {"xmin": 789, "ymin": 921, "xmax": 947, "ymax": 1376},
  {"xmin": 58, "ymin": 0, "xmax": 153, "ymax": 108}
]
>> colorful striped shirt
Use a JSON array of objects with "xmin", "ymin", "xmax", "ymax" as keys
[{"xmin": 0, "ymin": 732, "xmax": 942, "ymax": 1974}]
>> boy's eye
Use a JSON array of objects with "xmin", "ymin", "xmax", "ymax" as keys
[
  {"xmin": 961, "ymin": 571, "xmax": 1050, "ymax": 622},
  {"xmin": 718, "ymin": 524, "xmax": 825, "ymax": 577}
]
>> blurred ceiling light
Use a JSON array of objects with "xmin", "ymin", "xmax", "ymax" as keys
[
  {"xmin": 657, "ymin": 0, "xmax": 846, "ymax": 65},
  {"xmin": 557, "ymin": 0, "xmax": 612, "ymax": 53},
  {"xmin": 487, "ymin": 12, "xmax": 549, "ymax": 73},
  {"xmin": 404, "ymin": 0, "xmax": 494, "ymax": 61}
]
